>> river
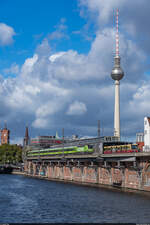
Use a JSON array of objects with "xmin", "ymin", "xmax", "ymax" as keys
[{"xmin": 0, "ymin": 174, "xmax": 150, "ymax": 223}]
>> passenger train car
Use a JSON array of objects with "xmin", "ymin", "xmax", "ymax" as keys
[
  {"xmin": 26, "ymin": 141, "xmax": 140, "ymax": 158},
  {"xmin": 27, "ymin": 145, "xmax": 94, "ymax": 158},
  {"xmin": 103, "ymin": 143, "xmax": 139, "ymax": 154}
]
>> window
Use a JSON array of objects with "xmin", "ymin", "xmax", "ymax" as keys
[{"xmin": 132, "ymin": 144, "xmax": 138, "ymax": 149}]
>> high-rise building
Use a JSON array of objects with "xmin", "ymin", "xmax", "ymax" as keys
[
  {"xmin": 1, "ymin": 124, "xmax": 10, "ymax": 145},
  {"xmin": 111, "ymin": 9, "xmax": 124, "ymax": 140}
]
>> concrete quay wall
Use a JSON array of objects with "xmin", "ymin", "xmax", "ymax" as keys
[{"xmin": 24, "ymin": 160, "xmax": 150, "ymax": 192}]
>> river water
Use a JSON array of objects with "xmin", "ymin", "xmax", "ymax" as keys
[{"xmin": 0, "ymin": 174, "xmax": 150, "ymax": 223}]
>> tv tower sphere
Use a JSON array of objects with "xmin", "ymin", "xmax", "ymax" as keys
[{"xmin": 111, "ymin": 55, "xmax": 124, "ymax": 81}]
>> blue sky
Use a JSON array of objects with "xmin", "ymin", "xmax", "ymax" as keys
[
  {"xmin": 0, "ymin": 0, "xmax": 150, "ymax": 144},
  {"xmin": 0, "ymin": 0, "xmax": 92, "ymax": 71}
]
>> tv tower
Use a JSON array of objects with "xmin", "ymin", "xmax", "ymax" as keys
[{"xmin": 111, "ymin": 9, "xmax": 124, "ymax": 140}]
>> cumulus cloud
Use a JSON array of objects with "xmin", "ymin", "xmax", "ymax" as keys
[
  {"xmin": 21, "ymin": 54, "xmax": 38, "ymax": 76},
  {"xmin": 32, "ymin": 118, "xmax": 49, "ymax": 129},
  {"xmin": 67, "ymin": 101, "xmax": 87, "ymax": 115},
  {"xmin": 1, "ymin": 24, "xmax": 148, "ymax": 142},
  {"xmin": 0, "ymin": 23, "xmax": 16, "ymax": 46},
  {"xmin": 48, "ymin": 18, "xmax": 69, "ymax": 41},
  {"xmin": 80, "ymin": 0, "xmax": 126, "ymax": 23},
  {"xmin": 49, "ymin": 52, "xmax": 66, "ymax": 62},
  {"xmin": 79, "ymin": 0, "xmax": 150, "ymax": 53},
  {"xmin": 3, "ymin": 63, "xmax": 20, "ymax": 75},
  {"xmin": 1, "ymin": 1, "xmax": 150, "ymax": 143}
]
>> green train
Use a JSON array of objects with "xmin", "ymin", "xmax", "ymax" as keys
[
  {"xmin": 26, "ymin": 141, "xmax": 140, "ymax": 159},
  {"xmin": 27, "ymin": 145, "xmax": 94, "ymax": 157}
]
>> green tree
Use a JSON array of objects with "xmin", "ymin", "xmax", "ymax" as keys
[{"xmin": 0, "ymin": 144, "xmax": 22, "ymax": 165}]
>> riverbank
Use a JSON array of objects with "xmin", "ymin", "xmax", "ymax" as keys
[
  {"xmin": 25, "ymin": 160, "xmax": 150, "ymax": 193},
  {"xmin": 11, "ymin": 171, "xmax": 25, "ymax": 175},
  {"xmin": 23, "ymin": 172, "xmax": 150, "ymax": 196}
]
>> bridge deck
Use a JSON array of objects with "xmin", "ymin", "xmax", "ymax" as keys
[
  {"xmin": 101, "ymin": 152, "xmax": 150, "ymax": 157},
  {"xmin": 26, "ymin": 152, "xmax": 150, "ymax": 161}
]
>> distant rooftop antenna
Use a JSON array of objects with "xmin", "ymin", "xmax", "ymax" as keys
[
  {"xmin": 62, "ymin": 128, "xmax": 64, "ymax": 140},
  {"xmin": 98, "ymin": 120, "xmax": 100, "ymax": 137}
]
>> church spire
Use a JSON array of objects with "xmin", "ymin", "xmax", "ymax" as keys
[
  {"xmin": 23, "ymin": 126, "xmax": 30, "ymax": 146},
  {"xmin": 25, "ymin": 126, "xmax": 29, "ymax": 139}
]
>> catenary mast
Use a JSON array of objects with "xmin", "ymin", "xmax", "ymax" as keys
[{"xmin": 111, "ymin": 9, "xmax": 124, "ymax": 140}]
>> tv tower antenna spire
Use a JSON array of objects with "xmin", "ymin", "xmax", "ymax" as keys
[
  {"xmin": 116, "ymin": 8, "xmax": 119, "ymax": 57},
  {"xmin": 111, "ymin": 9, "xmax": 124, "ymax": 140}
]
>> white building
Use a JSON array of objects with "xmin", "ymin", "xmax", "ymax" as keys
[
  {"xmin": 144, "ymin": 117, "xmax": 150, "ymax": 152},
  {"xmin": 136, "ymin": 133, "xmax": 144, "ymax": 143}
]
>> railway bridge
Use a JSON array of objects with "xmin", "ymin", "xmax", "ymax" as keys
[{"xmin": 24, "ymin": 151, "xmax": 150, "ymax": 192}]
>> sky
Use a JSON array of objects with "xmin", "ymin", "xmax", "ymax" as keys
[{"xmin": 0, "ymin": 0, "xmax": 150, "ymax": 144}]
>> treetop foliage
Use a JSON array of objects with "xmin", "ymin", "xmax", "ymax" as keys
[{"xmin": 0, "ymin": 144, "xmax": 22, "ymax": 164}]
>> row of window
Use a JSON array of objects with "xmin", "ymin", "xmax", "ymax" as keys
[{"xmin": 104, "ymin": 144, "xmax": 138, "ymax": 151}]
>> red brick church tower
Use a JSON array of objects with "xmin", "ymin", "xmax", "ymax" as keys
[{"xmin": 1, "ymin": 123, "xmax": 10, "ymax": 145}]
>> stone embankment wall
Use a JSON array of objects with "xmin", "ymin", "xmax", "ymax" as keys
[{"xmin": 24, "ymin": 160, "xmax": 150, "ymax": 192}]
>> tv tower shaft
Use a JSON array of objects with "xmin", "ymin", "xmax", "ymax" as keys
[{"xmin": 114, "ymin": 80, "xmax": 120, "ymax": 137}]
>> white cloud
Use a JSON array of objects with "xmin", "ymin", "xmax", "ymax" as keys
[
  {"xmin": 1, "ymin": 1, "xmax": 150, "ymax": 141},
  {"xmin": 0, "ymin": 23, "xmax": 147, "ymax": 140},
  {"xmin": 0, "ymin": 23, "xmax": 147, "ymax": 139},
  {"xmin": 3, "ymin": 63, "xmax": 20, "ymax": 75},
  {"xmin": 67, "ymin": 101, "xmax": 87, "ymax": 115},
  {"xmin": 36, "ymin": 101, "xmax": 62, "ymax": 118},
  {"xmin": 48, "ymin": 18, "xmax": 69, "ymax": 40},
  {"xmin": 21, "ymin": 54, "xmax": 38, "ymax": 76},
  {"xmin": 36, "ymin": 38, "xmax": 51, "ymax": 57},
  {"xmin": 0, "ymin": 23, "xmax": 16, "ymax": 46},
  {"xmin": 127, "ymin": 83, "xmax": 150, "ymax": 116},
  {"xmin": 7, "ymin": 86, "xmax": 33, "ymax": 110},
  {"xmin": 32, "ymin": 118, "xmax": 48, "ymax": 129},
  {"xmin": 80, "ymin": 0, "xmax": 126, "ymax": 24},
  {"xmin": 49, "ymin": 52, "xmax": 66, "ymax": 62}
]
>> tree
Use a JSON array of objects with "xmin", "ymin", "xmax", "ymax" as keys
[{"xmin": 0, "ymin": 144, "xmax": 22, "ymax": 164}]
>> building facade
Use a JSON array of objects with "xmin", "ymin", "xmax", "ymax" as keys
[
  {"xmin": 136, "ymin": 132, "xmax": 144, "ymax": 151},
  {"xmin": 30, "ymin": 136, "xmax": 63, "ymax": 149},
  {"xmin": 144, "ymin": 117, "xmax": 150, "ymax": 152},
  {"xmin": 1, "ymin": 127, "xmax": 10, "ymax": 145}
]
